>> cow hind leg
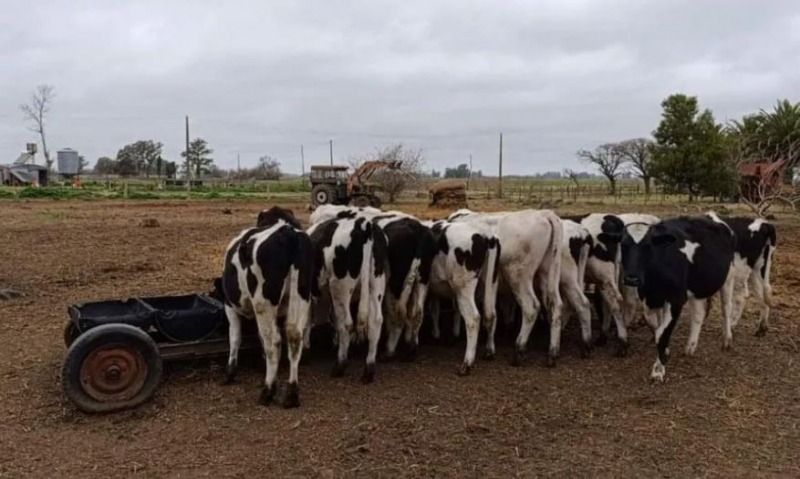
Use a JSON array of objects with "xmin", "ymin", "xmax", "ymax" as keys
[
  {"xmin": 363, "ymin": 277, "xmax": 386, "ymax": 384},
  {"xmin": 750, "ymin": 271, "xmax": 771, "ymax": 337},
  {"xmin": 224, "ymin": 305, "xmax": 243, "ymax": 384},
  {"xmin": 383, "ymin": 294, "xmax": 403, "ymax": 361},
  {"xmin": 330, "ymin": 285, "xmax": 354, "ymax": 377},
  {"xmin": 563, "ymin": 285, "xmax": 592, "ymax": 358},
  {"xmin": 720, "ymin": 273, "xmax": 736, "ymax": 350},
  {"xmin": 509, "ymin": 279, "xmax": 541, "ymax": 367},
  {"xmin": 455, "ymin": 285, "xmax": 480, "ymax": 376},
  {"xmin": 684, "ymin": 297, "xmax": 708, "ymax": 356},
  {"xmin": 429, "ymin": 297, "xmax": 441, "ymax": 341},
  {"xmin": 452, "ymin": 300, "xmax": 462, "ymax": 341},
  {"xmin": 283, "ymin": 305, "xmax": 308, "ymax": 407},
  {"xmin": 255, "ymin": 306, "xmax": 281, "ymax": 406}
]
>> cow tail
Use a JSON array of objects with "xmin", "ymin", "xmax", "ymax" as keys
[
  {"xmin": 355, "ymin": 222, "xmax": 374, "ymax": 342},
  {"xmin": 481, "ymin": 236, "xmax": 500, "ymax": 326},
  {"xmin": 288, "ymin": 231, "xmax": 314, "ymax": 343},
  {"xmin": 543, "ymin": 212, "xmax": 564, "ymax": 314},
  {"xmin": 762, "ymin": 224, "xmax": 777, "ymax": 307}
]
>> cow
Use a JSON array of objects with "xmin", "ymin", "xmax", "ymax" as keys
[
  {"xmin": 220, "ymin": 207, "xmax": 314, "ymax": 407},
  {"xmin": 424, "ymin": 219, "xmax": 501, "ymax": 374},
  {"xmin": 616, "ymin": 213, "xmax": 661, "ymax": 330},
  {"xmin": 562, "ymin": 213, "xmax": 629, "ymax": 355},
  {"xmin": 706, "ymin": 212, "xmax": 776, "ymax": 336},
  {"xmin": 310, "ymin": 204, "xmax": 438, "ymax": 361},
  {"xmin": 306, "ymin": 214, "xmax": 388, "ymax": 383},
  {"xmin": 618, "ymin": 216, "xmax": 736, "ymax": 382},
  {"xmin": 448, "ymin": 209, "xmax": 564, "ymax": 366},
  {"xmin": 558, "ymin": 219, "xmax": 594, "ymax": 356}
]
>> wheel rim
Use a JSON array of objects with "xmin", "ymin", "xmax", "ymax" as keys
[
  {"xmin": 79, "ymin": 345, "xmax": 148, "ymax": 402},
  {"xmin": 315, "ymin": 190, "xmax": 329, "ymax": 204}
]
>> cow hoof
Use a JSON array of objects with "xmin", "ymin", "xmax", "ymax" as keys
[
  {"xmin": 685, "ymin": 342, "xmax": 697, "ymax": 356},
  {"xmin": 361, "ymin": 364, "xmax": 376, "ymax": 384},
  {"xmin": 595, "ymin": 333, "xmax": 609, "ymax": 347},
  {"xmin": 258, "ymin": 385, "xmax": 276, "ymax": 406},
  {"xmin": 482, "ymin": 350, "xmax": 495, "ymax": 361},
  {"xmin": 283, "ymin": 383, "xmax": 300, "ymax": 409},
  {"xmin": 510, "ymin": 349, "xmax": 525, "ymax": 367},
  {"xmin": 223, "ymin": 365, "xmax": 237, "ymax": 385},
  {"xmin": 458, "ymin": 363, "xmax": 471, "ymax": 376},
  {"xmin": 546, "ymin": 355, "xmax": 557, "ymax": 368},
  {"xmin": 650, "ymin": 364, "xmax": 666, "ymax": 384},
  {"xmin": 721, "ymin": 341, "xmax": 733, "ymax": 352},
  {"xmin": 580, "ymin": 342, "xmax": 592, "ymax": 359},
  {"xmin": 754, "ymin": 325, "xmax": 768, "ymax": 337},
  {"xmin": 331, "ymin": 361, "xmax": 348, "ymax": 378},
  {"xmin": 614, "ymin": 341, "xmax": 629, "ymax": 358}
]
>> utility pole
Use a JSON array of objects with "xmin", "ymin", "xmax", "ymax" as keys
[
  {"xmin": 468, "ymin": 154, "xmax": 473, "ymax": 189},
  {"xmin": 329, "ymin": 139, "xmax": 334, "ymax": 166},
  {"xmin": 185, "ymin": 115, "xmax": 191, "ymax": 192},
  {"xmin": 498, "ymin": 133, "xmax": 504, "ymax": 198},
  {"xmin": 300, "ymin": 145, "xmax": 306, "ymax": 176}
]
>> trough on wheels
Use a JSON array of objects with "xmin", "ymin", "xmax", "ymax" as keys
[{"xmin": 61, "ymin": 293, "xmax": 260, "ymax": 413}]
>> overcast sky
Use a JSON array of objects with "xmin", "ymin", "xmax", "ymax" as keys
[{"xmin": 1, "ymin": 0, "xmax": 798, "ymax": 175}]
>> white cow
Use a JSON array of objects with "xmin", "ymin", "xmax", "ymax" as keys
[{"xmin": 448, "ymin": 209, "xmax": 564, "ymax": 366}]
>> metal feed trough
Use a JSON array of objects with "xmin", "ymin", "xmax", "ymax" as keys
[{"xmin": 61, "ymin": 293, "xmax": 261, "ymax": 413}]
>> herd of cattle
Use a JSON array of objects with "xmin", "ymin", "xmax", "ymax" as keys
[{"xmin": 216, "ymin": 204, "xmax": 777, "ymax": 408}]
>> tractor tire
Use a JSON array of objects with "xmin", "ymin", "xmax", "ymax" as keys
[
  {"xmin": 351, "ymin": 196, "xmax": 370, "ymax": 208},
  {"xmin": 61, "ymin": 323, "xmax": 162, "ymax": 414},
  {"xmin": 369, "ymin": 195, "xmax": 383, "ymax": 208},
  {"xmin": 311, "ymin": 185, "xmax": 336, "ymax": 206}
]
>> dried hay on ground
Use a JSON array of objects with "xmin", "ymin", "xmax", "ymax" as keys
[{"xmin": 429, "ymin": 179, "xmax": 467, "ymax": 208}]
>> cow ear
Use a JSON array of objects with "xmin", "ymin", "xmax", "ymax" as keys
[
  {"xmin": 597, "ymin": 232, "xmax": 622, "ymax": 244},
  {"xmin": 652, "ymin": 233, "xmax": 677, "ymax": 247}
]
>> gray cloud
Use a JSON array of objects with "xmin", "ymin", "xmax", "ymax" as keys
[{"xmin": 1, "ymin": 0, "xmax": 798, "ymax": 174}]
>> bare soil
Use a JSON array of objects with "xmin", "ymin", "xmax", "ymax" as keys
[{"xmin": 1, "ymin": 199, "xmax": 799, "ymax": 478}]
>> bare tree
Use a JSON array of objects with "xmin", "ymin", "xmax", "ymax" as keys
[
  {"xmin": 20, "ymin": 85, "xmax": 55, "ymax": 171},
  {"xmin": 577, "ymin": 143, "xmax": 625, "ymax": 195},
  {"xmin": 616, "ymin": 138, "xmax": 655, "ymax": 195},
  {"xmin": 734, "ymin": 136, "xmax": 800, "ymax": 216},
  {"xmin": 351, "ymin": 143, "xmax": 424, "ymax": 203}
]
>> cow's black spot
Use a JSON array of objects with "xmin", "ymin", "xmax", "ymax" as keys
[
  {"xmin": 222, "ymin": 236, "xmax": 246, "ymax": 308},
  {"xmin": 454, "ymin": 234, "xmax": 488, "ymax": 273},
  {"xmin": 336, "ymin": 210, "xmax": 358, "ymax": 219},
  {"xmin": 330, "ymin": 218, "xmax": 371, "ymax": 280},
  {"xmin": 255, "ymin": 225, "xmax": 299, "ymax": 306},
  {"xmin": 568, "ymin": 235, "xmax": 585, "ymax": 266},
  {"xmin": 722, "ymin": 217, "xmax": 777, "ymax": 274},
  {"xmin": 294, "ymin": 232, "xmax": 314, "ymax": 301},
  {"xmin": 381, "ymin": 218, "xmax": 437, "ymax": 296},
  {"xmin": 372, "ymin": 225, "xmax": 388, "ymax": 278}
]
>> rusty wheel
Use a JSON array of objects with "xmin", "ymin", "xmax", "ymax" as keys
[{"xmin": 62, "ymin": 324, "xmax": 162, "ymax": 413}]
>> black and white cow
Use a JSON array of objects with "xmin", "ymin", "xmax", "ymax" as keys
[
  {"xmin": 619, "ymin": 216, "xmax": 736, "ymax": 382},
  {"xmin": 306, "ymin": 213, "xmax": 388, "ymax": 383},
  {"xmin": 424, "ymin": 219, "xmax": 501, "ymax": 374},
  {"xmin": 311, "ymin": 205, "xmax": 438, "ymax": 361},
  {"xmin": 558, "ymin": 219, "xmax": 594, "ymax": 356},
  {"xmin": 562, "ymin": 213, "xmax": 628, "ymax": 354},
  {"xmin": 448, "ymin": 209, "xmax": 564, "ymax": 366},
  {"xmin": 616, "ymin": 213, "xmax": 661, "ymax": 330},
  {"xmin": 221, "ymin": 207, "xmax": 314, "ymax": 407},
  {"xmin": 706, "ymin": 212, "xmax": 776, "ymax": 336}
]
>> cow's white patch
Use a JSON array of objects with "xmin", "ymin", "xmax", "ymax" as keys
[
  {"xmin": 679, "ymin": 240, "xmax": 700, "ymax": 263},
  {"xmin": 626, "ymin": 223, "xmax": 650, "ymax": 244},
  {"xmin": 748, "ymin": 218, "xmax": 765, "ymax": 235}
]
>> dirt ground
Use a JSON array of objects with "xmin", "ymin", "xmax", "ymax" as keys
[{"xmin": 1, "ymin": 198, "xmax": 799, "ymax": 478}]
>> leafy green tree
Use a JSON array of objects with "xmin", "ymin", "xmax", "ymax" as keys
[
  {"xmin": 651, "ymin": 94, "xmax": 732, "ymax": 200},
  {"xmin": 77, "ymin": 155, "xmax": 90, "ymax": 175},
  {"xmin": 115, "ymin": 140, "xmax": 163, "ymax": 177},
  {"xmin": 94, "ymin": 156, "xmax": 118, "ymax": 175},
  {"xmin": 181, "ymin": 138, "xmax": 214, "ymax": 178}
]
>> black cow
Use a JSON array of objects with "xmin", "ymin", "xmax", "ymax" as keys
[
  {"xmin": 619, "ymin": 216, "xmax": 736, "ymax": 382},
  {"xmin": 707, "ymin": 212, "xmax": 777, "ymax": 336},
  {"xmin": 221, "ymin": 208, "xmax": 314, "ymax": 407}
]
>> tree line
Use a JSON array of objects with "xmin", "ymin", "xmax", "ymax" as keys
[{"xmin": 578, "ymin": 94, "xmax": 800, "ymax": 204}]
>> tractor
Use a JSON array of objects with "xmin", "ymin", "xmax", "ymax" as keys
[{"xmin": 309, "ymin": 160, "xmax": 406, "ymax": 207}]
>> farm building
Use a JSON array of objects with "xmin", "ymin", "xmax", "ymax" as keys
[
  {"xmin": 0, "ymin": 153, "xmax": 49, "ymax": 186},
  {"xmin": 738, "ymin": 159, "xmax": 787, "ymax": 203}
]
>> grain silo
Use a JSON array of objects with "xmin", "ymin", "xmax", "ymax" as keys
[{"xmin": 57, "ymin": 148, "xmax": 80, "ymax": 176}]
